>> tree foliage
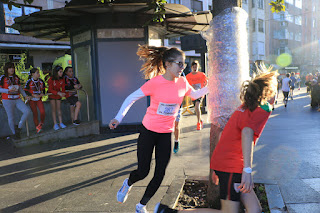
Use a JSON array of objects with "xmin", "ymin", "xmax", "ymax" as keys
[{"xmin": 269, "ymin": 0, "xmax": 286, "ymax": 13}]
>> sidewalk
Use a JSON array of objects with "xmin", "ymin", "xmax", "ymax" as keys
[{"xmin": 0, "ymin": 87, "xmax": 319, "ymax": 212}]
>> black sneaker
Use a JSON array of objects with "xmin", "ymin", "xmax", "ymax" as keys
[
  {"xmin": 154, "ymin": 203, "xmax": 177, "ymax": 213},
  {"xmin": 73, "ymin": 120, "xmax": 81, "ymax": 125},
  {"xmin": 14, "ymin": 128, "xmax": 22, "ymax": 140}
]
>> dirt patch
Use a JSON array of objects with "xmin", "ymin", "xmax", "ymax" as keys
[{"xmin": 177, "ymin": 180, "xmax": 270, "ymax": 213}]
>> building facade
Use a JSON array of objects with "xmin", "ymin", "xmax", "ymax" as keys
[{"xmin": 0, "ymin": 0, "xmax": 70, "ymax": 73}]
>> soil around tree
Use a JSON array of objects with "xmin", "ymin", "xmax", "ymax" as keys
[{"xmin": 177, "ymin": 180, "xmax": 270, "ymax": 213}]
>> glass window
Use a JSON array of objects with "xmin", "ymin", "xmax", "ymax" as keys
[
  {"xmin": 252, "ymin": 18, "xmax": 256, "ymax": 32},
  {"xmin": 24, "ymin": 6, "xmax": 40, "ymax": 15},
  {"xmin": 167, "ymin": 0, "xmax": 181, "ymax": 3},
  {"xmin": 295, "ymin": 0, "xmax": 302, "ymax": 9},
  {"xmin": 191, "ymin": 0, "xmax": 203, "ymax": 12},
  {"xmin": 252, "ymin": 0, "xmax": 255, "ymax": 8},
  {"xmin": 258, "ymin": 42, "xmax": 265, "ymax": 55},
  {"xmin": 258, "ymin": 0, "xmax": 264, "ymax": 9},
  {"xmin": 243, "ymin": 0, "xmax": 248, "ymax": 3},
  {"xmin": 289, "ymin": 32, "xmax": 294, "ymax": 40},
  {"xmin": 258, "ymin": 19, "xmax": 264, "ymax": 33},
  {"xmin": 285, "ymin": 11, "xmax": 293, "ymax": 22},
  {"xmin": 295, "ymin": 32, "xmax": 301, "ymax": 41},
  {"xmin": 295, "ymin": 15, "xmax": 302, "ymax": 25}
]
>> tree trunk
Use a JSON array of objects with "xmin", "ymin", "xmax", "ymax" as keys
[{"xmin": 206, "ymin": 0, "xmax": 243, "ymax": 207}]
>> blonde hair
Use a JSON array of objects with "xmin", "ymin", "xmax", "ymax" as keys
[
  {"xmin": 136, "ymin": 45, "xmax": 185, "ymax": 79},
  {"xmin": 240, "ymin": 63, "xmax": 278, "ymax": 111}
]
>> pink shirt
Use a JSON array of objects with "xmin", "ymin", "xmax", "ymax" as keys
[{"xmin": 140, "ymin": 75, "xmax": 193, "ymax": 133}]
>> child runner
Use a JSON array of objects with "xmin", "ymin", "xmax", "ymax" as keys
[
  {"xmin": 186, "ymin": 61, "xmax": 208, "ymax": 130},
  {"xmin": 24, "ymin": 68, "xmax": 46, "ymax": 133},
  {"xmin": 282, "ymin": 73, "xmax": 291, "ymax": 108},
  {"xmin": 64, "ymin": 66, "xmax": 82, "ymax": 125},
  {"xmin": 109, "ymin": 45, "xmax": 208, "ymax": 213},
  {"xmin": 0, "ymin": 62, "xmax": 31, "ymax": 139},
  {"xmin": 289, "ymin": 72, "xmax": 296, "ymax": 100},
  {"xmin": 48, "ymin": 65, "xmax": 66, "ymax": 130},
  {"xmin": 154, "ymin": 66, "xmax": 278, "ymax": 213}
]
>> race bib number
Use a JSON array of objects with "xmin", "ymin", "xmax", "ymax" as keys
[
  {"xmin": 8, "ymin": 95, "xmax": 20, "ymax": 99},
  {"xmin": 157, "ymin": 102, "xmax": 179, "ymax": 116},
  {"xmin": 192, "ymin": 83, "xmax": 201, "ymax": 90}
]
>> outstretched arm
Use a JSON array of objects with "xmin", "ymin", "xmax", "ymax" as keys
[
  {"xmin": 189, "ymin": 86, "xmax": 208, "ymax": 100},
  {"xmin": 109, "ymin": 88, "xmax": 145, "ymax": 129},
  {"xmin": 239, "ymin": 127, "xmax": 254, "ymax": 193}
]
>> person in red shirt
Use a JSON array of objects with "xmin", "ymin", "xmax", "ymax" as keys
[
  {"xmin": 154, "ymin": 66, "xmax": 278, "ymax": 213},
  {"xmin": 48, "ymin": 66, "xmax": 66, "ymax": 130},
  {"xmin": 0, "ymin": 62, "xmax": 31, "ymax": 139},
  {"xmin": 186, "ymin": 61, "xmax": 208, "ymax": 130},
  {"xmin": 64, "ymin": 66, "xmax": 82, "ymax": 125}
]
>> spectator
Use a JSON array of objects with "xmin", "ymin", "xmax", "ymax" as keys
[
  {"xmin": 24, "ymin": 68, "xmax": 46, "ymax": 133},
  {"xmin": 48, "ymin": 66, "xmax": 66, "ymax": 130},
  {"xmin": 0, "ymin": 62, "xmax": 31, "ymax": 139},
  {"xmin": 64, "ymin": 66, "xmax": 82, "ymax": 125},
  {"xmin": 186, "ymin": 61, "xmax": 208, "ymax": 130}
]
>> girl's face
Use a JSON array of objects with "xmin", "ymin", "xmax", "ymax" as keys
[
  {"xmin": 32, "ymin": 70, "xmax": 40, "ymax": 80},
  {"xmin": 58, "ymin": 69, "xmax": 63, "ymax": 77},
  {"xmin": 166, "ymin": 55, "xmax": 186, "ymax": 79},
  {"xmin": 66, "ymin": 68, "xmax": 73, "ymax": 77},
  {"xmin": 8, "ymin": 67, "xmax": 15, "ymax": 76},
  {"xmin": 192, "ymin": 64, "xmax": 199, "ymax": 72}
]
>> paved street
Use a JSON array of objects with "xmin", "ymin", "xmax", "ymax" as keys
[{"xmin": 0, "ymin": 87, "xmax": 319, "ymax": 213}]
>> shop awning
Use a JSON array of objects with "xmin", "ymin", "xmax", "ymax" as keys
[{"xmin": 12, "ymin": 3, "xmax": 212, "ymax": 41}]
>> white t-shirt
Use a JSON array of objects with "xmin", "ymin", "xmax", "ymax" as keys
[{"xmin": 282, "ymin": 77, "xmax": 291, "ymax": 92}]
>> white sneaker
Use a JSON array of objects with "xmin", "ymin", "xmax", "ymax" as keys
[{"xmin": 136, "ymin": 203, "xmax": 148, "ymax": 213}]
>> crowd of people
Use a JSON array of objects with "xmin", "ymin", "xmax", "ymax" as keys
[
  {"xmin": 0, "ymin": 62, "xmax": 83, "ymax": 140},
  {"xmin": 109, "ymin": 45, "xmax": 278, "ymax": 213}
]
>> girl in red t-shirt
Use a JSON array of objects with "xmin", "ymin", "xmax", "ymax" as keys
[
  {"xmin": 48, "ymin": 66, "xmax": 66, "ymax": 130},
  {"xmin": 109, "ymin": 45, "xmax": 208, "ymax": 213},
  {"xmin": 154, "ymin": 67, "xmax": 278, "ymax": 213}
]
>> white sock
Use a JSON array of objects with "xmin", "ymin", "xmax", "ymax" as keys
[
  {"xmin": 136, "ymin": 203, "xmax": 145, "ymax": 208},
  {"xmin": 174, "ymin": 140, "xmax": 179, "ymax": 143}
]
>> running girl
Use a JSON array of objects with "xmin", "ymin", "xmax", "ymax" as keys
[
  {"xmin": 0, "ymin": 62, "xmax": 31, "ymax": 139},
  {"xmin": 154, "ymin": 66, "xmax": 278, "ymax": 213},
  {"xmin": 64, "ymin": 66, "xmax": 82, "ymax": 125},
  {"xmin": 109, "ymin": 45, "xmax": 208, "ymax": 213},
  {"xmin": 186, "ymin": 60, "xmax": 208, "ymax": 130},
  {"xmin": 24, "ymin": 68, "xmax": 46, "ymax": 133},
  {"xmin": 48, "ymin": 66, "xmax": 66, "ymax": 130}
]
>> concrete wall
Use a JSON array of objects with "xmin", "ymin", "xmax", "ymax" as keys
[
  {"xmin": 29, "ymin": 50, "xmax": 66, "ymax": 70},
  {"xmin": 0, "ymin": 100, "xmax": 74, "ymax": 138}
]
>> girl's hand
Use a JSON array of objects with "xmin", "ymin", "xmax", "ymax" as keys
[
  {"xmin": 239, "ymin": 172, "xmax": 254, "ymax": 193},
  {"xmin": 109, "ymin": 119, "xmax": 119, "ymax": 129},
  {"xmin": 58, "ymin": 92, "xmax": 66, "ymax": 97},
  {"xmin": 211, "ymin": 170, "xmax": 219, "ymax": 185}
]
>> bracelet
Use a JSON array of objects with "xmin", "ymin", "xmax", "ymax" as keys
[{"xmin": 243, "ymin": 167, "xmax": 252, "ymax": 174}]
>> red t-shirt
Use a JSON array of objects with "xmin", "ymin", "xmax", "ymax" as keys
[
  {"xmin": 48, "ymin": 77, "xmax": 65, "ymax": 100},
  {"xmin": 210, "ymin": 104, "xmax": 271, "ymax": 174}
]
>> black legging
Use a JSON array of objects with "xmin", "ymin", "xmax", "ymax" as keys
[{"xmin": 128, "ymin": 125, "xmax": 172, "ymax": 205}]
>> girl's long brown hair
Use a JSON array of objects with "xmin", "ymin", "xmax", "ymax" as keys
[
  {"xmin": 136, "ymin": 45, "xmax": 185, "ymax": 79},
  {"xmin": 240, "ymin": 63, "xmax": 278, "ymax": 111}
]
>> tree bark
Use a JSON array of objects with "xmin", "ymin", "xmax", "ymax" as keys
[{"xmin": 207, "ymin": 0, "xmax": 242, "ymax": 207}]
